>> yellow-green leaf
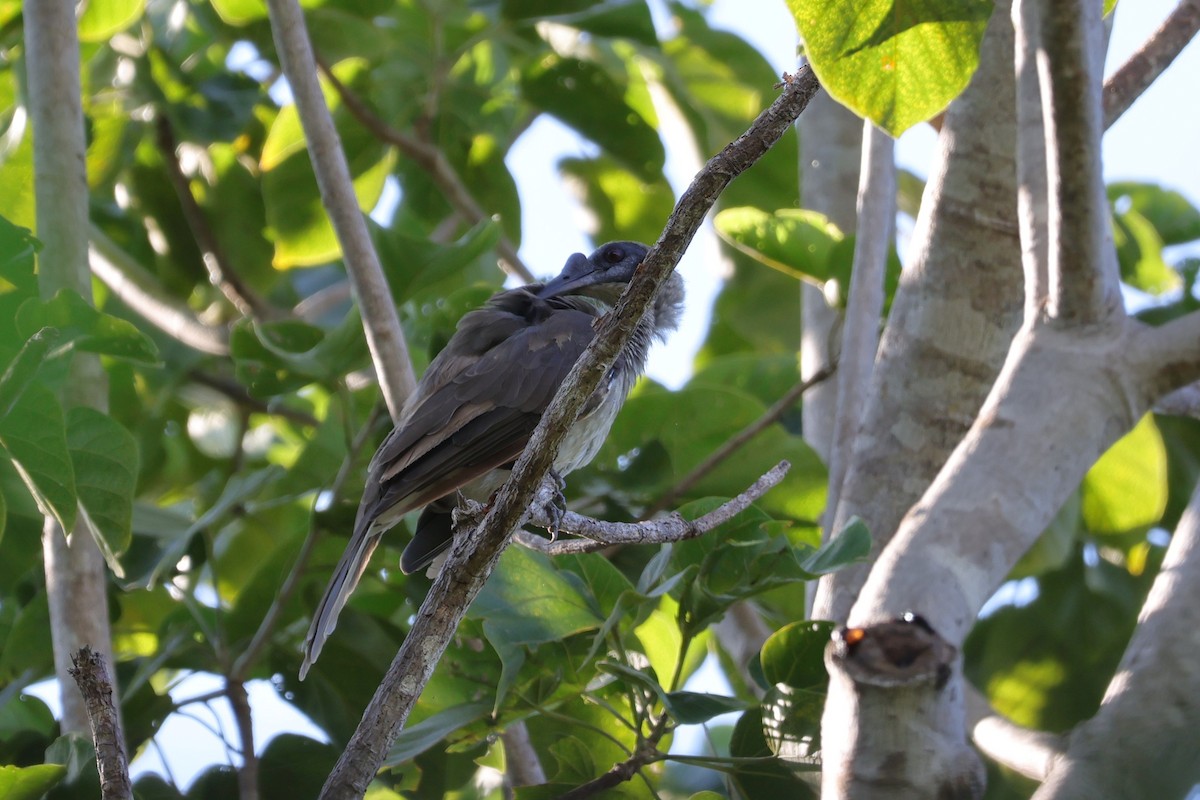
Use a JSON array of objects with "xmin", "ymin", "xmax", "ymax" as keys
[
  {"xmin": 787, "ymin": 0, "xmax": 993, "ymax": 136},
  {"xmin": 1081, "ymin": 414, "xmax": 1167, "ymax": 535}
]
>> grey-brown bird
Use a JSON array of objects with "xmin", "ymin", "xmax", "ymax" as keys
[{"xmin": 300, "ymin": 241, "xmax": 683, "ymax": 678}]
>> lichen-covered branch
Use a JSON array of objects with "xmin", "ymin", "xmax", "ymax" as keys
[{"xmin": 69, "ymin": 647, "xmax": 133, "ymax": 800}]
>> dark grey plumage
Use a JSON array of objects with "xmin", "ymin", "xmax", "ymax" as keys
[{"xmin": 299, "ymin": 241, "xmax": 683, "ymax": 678}]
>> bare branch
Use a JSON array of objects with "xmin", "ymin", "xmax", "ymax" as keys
[
  {"xmin": 89, "ymin": 225, "xmax": 231, "ymax": 355},
  {"xmin": 154, "ymin": 115, "xmax": 278, "ymax": 320},
  {"xmin": 518, "ymin": 461, "xmax": 791, "ymax": 555},
  {"xmin": 69, "ymin": 647, "xmax": 133, "ymax": 800},
  {"xmin": 1040, "ymin": 0, "xmax": 1122, "ymax": 323},
  {"xmin": 967, "ymin": 687, "xmax": 1063, "ymax": 781},
  {"xmin": 1103, "ymin": 0, "xmax": 1200, "ymax": 129},
  {"xmin": 226, "ymin": 679, "xmax": 259, "ymax": 800},
  {"xmin": 824, "ymin": 122, "xmax": 893, "ymax": 530},
  {"xmin": 317, "ymin": 69, "xmax": 822, "ymax": 800},
  {"xmin": 1013, "ymin": 0, "xmax": 1051, "ymax": 314},
  {"xmin": 1156, "ymin": 381, "xmax": 1200, "ymax": 418},
  {"xmin": 501, "ymin": 721, "xmax": 546, "ymax": 788},
  {"xmin": 317, "ymin": 61, "xmax": 536, "ymax": 283},
  {"xmin": 552, "ymin": 739, "xmax": 662, "ymax": 800},
  {"xmin": 1033, "ymin": 478, "xmax": 1200, "ymax": 799},
  {"xmin": 647, "ymin": 368, "xmax": 833, "ymax": 516},
  {"xmin": 265, "ymin": 0, "xmax": 416, "ymax": 420},
  {"xmin": 26, "ymin": 0, "xmax": 122, "ymax": 736},
  {"xmin": 798, "ymin": 91, "xmax": 863, "ymax": 467}
]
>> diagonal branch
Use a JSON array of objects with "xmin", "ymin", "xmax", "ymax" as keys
[
  {"xmin": 265, "ymin": 0, "xmax": 416, "ymax": 420},
  {"xmin": 1039, "ymin": 0, "xmax": 1122, "ymax": 323},
  {"xmin": 317, "ymin": 61, "xmax": 536, "ymax": 283},
  {"xmin": 89, "ymin": 224, "xmax": 231, "ymax": 355},
  {"xmin": 154, "ymin": 115, "xmax": 279, "ymax": 320},
  {"xmin": 1103, "ymin": 0, "xmax": 1200, "ymax": 129},
  {"xmin": 317, "ymin": 68, "xmax": 821, "ymax": 800}
]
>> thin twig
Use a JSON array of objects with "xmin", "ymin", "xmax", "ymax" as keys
[
  {"xmin": 501, "ymin": 721, "xmax": 547, "ymax": 788},
  {"xmin": 518, "ymin": 460, "xmax": 790, "ymax": 555},
  {"xmin": 265, "ymin": 0, "xmax": 417, "ymax": 420},
  {"xmin": 69, "ymin": 647, "xmax": 133, "ymax": 800},
  {"xmin": 647, "ymin": 367, "xmax": 835, "ymax": 516},
  {"xmin": 552, "ymin": 739, "xmax": 664, "ymax": 800},
  {"xmin": 1103, "ymin": 0, "xmax": 1200, "ymax": 129},
  {"xmin": 226, "ymin": 679, "xmax": 259, "ymax": 800},
  {"xmin": 154, "ymin": 115, "xmax": 278, "ymax": 320},
  {"xmin": 317, "ymin": 69, "xmax": 821, "ymax": 800},
  {"xmin": 315, "ymin": 60, "xmax": 536, "ymax": 283}
]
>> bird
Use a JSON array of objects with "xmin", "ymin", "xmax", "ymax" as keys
[{"xmin": 299, "ymin": 241, "xmax": 683, "ymax": 679}]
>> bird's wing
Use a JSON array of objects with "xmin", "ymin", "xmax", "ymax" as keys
[{"xmin": 300, "ymin": 294, "xmax": 599, "ymax": 677}]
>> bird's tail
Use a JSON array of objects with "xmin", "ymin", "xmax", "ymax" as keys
[{"xmin": 299, "ymin": 521, "xmax": 381, "ymax": 680}]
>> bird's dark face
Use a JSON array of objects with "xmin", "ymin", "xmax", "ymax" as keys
[{"xmin": 537, "ymin": 241, "xmax": 650, "ymax": 299}]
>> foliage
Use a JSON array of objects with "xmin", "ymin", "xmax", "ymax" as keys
[{"xmin": 1, "ymin": 0, "xmax": 1198, "ymax": 798}]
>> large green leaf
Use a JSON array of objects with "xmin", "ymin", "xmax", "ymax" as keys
[
  {"xmin": 16, "ymin": 290, "xmax": 160, "ymax": 365},
  {"xmin": 1108, "ymin": 182, "xmax": 1200, "ymax": 246},
  {"xmin": 521, "ymin": 55, "xmax": 663, "ymax": 181},
  {"xmin": 385, "ymin": 703, "xmax": 492, "ymax": 766},
  {"xmin": 0, "ymin": 383, "xmax": 76, "ymax": 533},
  {"xmin": 67, "ymin": 407, "xmax": 139, "ymax": 563},
  {"xmin": 472, "ymin": 546, "xmax": 603, "ymax": 645},
  {"xmin": 1081, "ymin": 414, "xmax": 1167, "ymax": 535},
  {"xmin": 714, "ymin": 207, "xmax": 845, "ymax": 283},
  {"xmin": 77, "ymin": 0, "xmax": 145, "ymax": 41},
  {"xmin": 760, "ymin": 620, "xmax": 834, "ymax": 690},
  {"xmin": 787, "ymin": 0, "xmax": 993, "ymax": 136},
  {"xmin": 0, "ymin": 764, "xmax": 67, "ymax": 800}
]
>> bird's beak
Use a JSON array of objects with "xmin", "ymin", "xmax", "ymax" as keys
[{"xmin": 537, "ymin": 252, "xmax": 596, "ymax": 298}]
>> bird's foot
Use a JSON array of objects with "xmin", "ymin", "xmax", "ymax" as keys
[
  {"xmin": 538, "ymin": 470, "xmax": 568, "ymax": 540},
  {"xmin": 452, "ymin": 492, "xmax": 487, "ymax": 531}
]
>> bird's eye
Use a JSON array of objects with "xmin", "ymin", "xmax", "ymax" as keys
[{"xmin": 603, "ymin": 247, "xmax": 624, "ymax": 264}]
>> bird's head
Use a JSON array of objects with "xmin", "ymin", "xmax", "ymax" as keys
[{"xmin": 537, "ymin": 241, "xmax": 650, "ymax": 299}]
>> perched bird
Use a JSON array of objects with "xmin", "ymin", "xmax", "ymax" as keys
[{"xmin": 300, "ymin": 241, "xmax": 683, "ymax": 678}]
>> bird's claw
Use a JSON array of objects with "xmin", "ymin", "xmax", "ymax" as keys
[{"xmin": 541, "ymin": 470, "xmax": 567, "ymax": 540}]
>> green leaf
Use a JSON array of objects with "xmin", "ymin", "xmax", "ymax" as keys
[
  {"xmin": 67, "ymin": 408, "xmax": 138, "ymax": 563},
  {"xmin": 662, "ymin": 690, "xmax": 747, "ymax": 724},
  {"xmin": 0, "ymin": 383, "xmax": 76, "ymax": 533},
  {"xmin": 77, "ymin": 0, "xmax": 145, "ymax": 41},
  {"xmin": 0, "ymin": 215, "xmax": 39, "ymax": 293},
  {"xmin": 1111, "ymin": 209, "xmax": 1181, "ymax": 295},
  {"xmin": 259, "ymin": 734, "xmax": 338, "ymax": 800},
  {"xmin": 385, "ymin": 703, "xmax": 492, "ymax": 766},
  {"xmin": 713, "ymin": 207, "xmax": 845, "ymax": 283},
  {"xmin": 1108, "ymin": 182, "xmax": 1200, "ymax": 246},
  {"xmin": 16, "ymin": 291, "xmax": 159, "ymax": 364},
  {"xmin": 0, "ymin": 127, "xmax": 35, "ymax": 230},
  {"xmin": 800, "ymin": 517, "xmax": 871, "ymax": 574},
  {"xmin": 0, "ymin": 764, "xmax": 67, "ymax": 800},
  {"xmin": 729, "ymin": 710, "xmax": 818, "ymax": 796},
  {"xmin": 472, "ymin": 546, "xmax": 603, "ymax": 645},
  {"xmin": 209, "ymin": 0, "xmax": 266, "ymax": 24},
  {"xmin": 787, "ymin": 0, "xmax": 993, "ymax": 136},
  {"xmin": 521, "ymin": 56, "xmax": 664, "ymax": 181},
  {"xmin": 761, "ymin": 685, "xmax": 823, "ymax": 758},
  {"xmin": 0, "ymin": 328, "xmax": 59, "ymax": 417},
  {"xmin": 1081, "ymin": 414, "xmax": 1167, "ymax": 535},
  {"xmin": 760, "ymin": 620, "xmax": 835, "ymax": 690}
]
